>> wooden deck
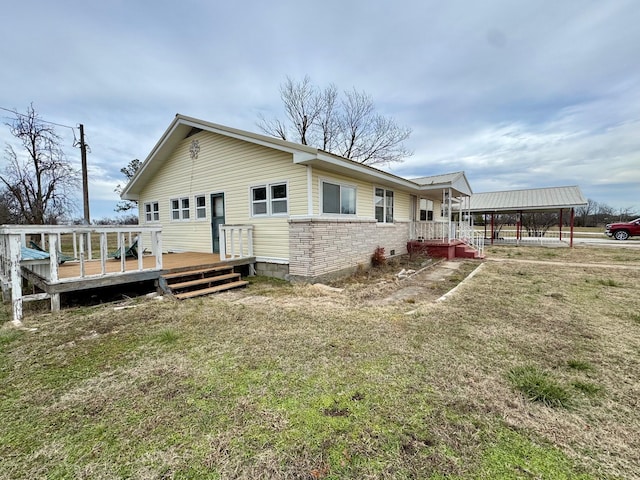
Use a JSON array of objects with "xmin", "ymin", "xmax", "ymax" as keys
[
  {"xmin": 25, "ymin": 252, "xmax": 255, "ymax": 294},
  {"xmin": 57, "ymin": 252, "xmax": 223, "ymax": 279}
]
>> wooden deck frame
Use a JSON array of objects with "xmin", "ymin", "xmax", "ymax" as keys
[{"xmin": 2, "ymin": 224, "xmax": 255, "ymax": 324}]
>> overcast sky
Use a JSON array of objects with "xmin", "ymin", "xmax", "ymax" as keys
[{"xmin": 1, "ymin": 0, "xmax": 638, "ymax": 220}]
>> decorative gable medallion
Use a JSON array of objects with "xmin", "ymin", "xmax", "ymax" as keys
[{"xmin": 189, "ymin": 139, "xmax": 200, "ymax": 160}]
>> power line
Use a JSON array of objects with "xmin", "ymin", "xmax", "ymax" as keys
[{"xmin": 0, "ymin": 105, "xmax": 79, "ymax": 144}]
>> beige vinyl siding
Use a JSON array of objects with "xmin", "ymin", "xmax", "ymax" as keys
[
  {"xmin": 311, "ymin": 168, "xmax": 413, "ymax": 222},
  {"xmin": 138, "ymin": 130, "xmax": 307, "ymax": 259},
  {"xmin": 311, "ymin": 169, "xmax": 375, "ymax": 218}
]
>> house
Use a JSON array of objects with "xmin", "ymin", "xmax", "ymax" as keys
[{"xmin": 121, "ymin": 114, "xmax": 481, "ymax": 282}]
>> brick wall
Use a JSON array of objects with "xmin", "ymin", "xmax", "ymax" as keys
[{"xmin": 288, "ymin": 217, "xmax": 409, "ymax": 281}]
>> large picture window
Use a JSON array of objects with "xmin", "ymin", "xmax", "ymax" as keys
[
  {"xmin": 144, "ymin": 202, "xmax": 159, "ymax": 222},
  {"xmin": 322, "ymin": 181, "xmax": 356, "ymax": 215},
  {"xmin": 251, "ymin": 183, "xmax": 288, "ymax": 216},
  {"xmin": 375, "ymin": 187, "xmax": 394, "ymax": 223}
]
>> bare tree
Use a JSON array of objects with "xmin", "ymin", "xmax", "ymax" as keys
[
  {"xmin": 1, "ymin": 105, "xmax": 79, "ymax": 224},
  {"xmin": 258, "ymin": 76, "xmax": 412, "ymax": 166},
  {"xmin": 576, "ymin": 198, "xmax": 598, "ymax": 227},
  {"xmin": 521, "ymin": 212, "xmax": 559, "ymax": 237},
  {"xmin": 114, "ymin": 158, "xmax": 141, "ymax": 212}
]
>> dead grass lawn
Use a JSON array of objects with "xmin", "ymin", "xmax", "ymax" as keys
[{"xmin": 1, "ymin": 247, "xmax": 639, "ymax": 478}]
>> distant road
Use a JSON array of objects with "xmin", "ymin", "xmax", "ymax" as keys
[{"xmin": 572, "ymin": 237, "xmax": 640, "ymax": 248}]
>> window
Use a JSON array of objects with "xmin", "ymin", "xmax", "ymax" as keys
[
  {"xmin": 271, "ymin": 184, "xmax": 288, "ymax": 214},
  {"xmin": 322, "ymin": 181, "xmax": 356, "ymax": 215},
  {"xmin": 251, "ymin": 183, "xmax": 288, "ymax": 216},
  {"xmin": 419, "ymin": 199, "xmax": 434, "ymax": 221},
  {"xmin": 144, "ymin": 202, "xmax": 159, "ymax": 222},
  {"xmin": 170, "ymin": 197, "xmax": 190, "ymax": 220},
  {"xmin": 195, "ymin": 195, "xmax": 206, "ymax": 219},
  {"xmin": 375, "ymin": 187, "xmax": 394, "ymax": 223}
]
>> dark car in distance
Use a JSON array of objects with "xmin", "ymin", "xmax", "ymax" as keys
[{"xmin": 605, "ymin": 218, "xmax": 640, "ymax": 240}]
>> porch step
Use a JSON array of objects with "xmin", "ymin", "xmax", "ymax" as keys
[
  {"xmin": 455, "ymin": 244, "xmax": 484, "ymax": 259},
  {"xmin": 159, "ymin": 265, "xmax": 248, "ymax": 299}
]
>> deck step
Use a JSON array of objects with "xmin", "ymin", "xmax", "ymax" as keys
[
  {"xmin": 160, "ymin": 265, "xmax": 248, "ymax": 300},
  {"xmin": 173, "ymin": 280, "xmax": 249, "ymax": 299},
  {"xmin": 168, "ymin": 272, "xmax": 240, "ymax": 290},
  {"xmin": 162, "ymin": 265, "xmax": 232, "ymax": 280}
]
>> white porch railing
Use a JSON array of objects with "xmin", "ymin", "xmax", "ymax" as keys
[
  {"xmin": 410, "ymin": 221, "xmax": 484, "ymax": 257},
  {"xmin": 411, "ymin": 221, "xmax": 449, "ymax": 242},
  {"xmin": 0, "ymin": 224, "xmax": 162, "ymax": 325},
  {"xmin": 458, "ymin": 224, "xmax": 485, "ymax": 257},
  {"xmin": 219, "ymin": 225, "xmax": 254, "ymax": 261}
]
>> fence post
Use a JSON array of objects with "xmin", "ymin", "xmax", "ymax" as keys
[{"xmin": 8, "ymin": 234, "xmax": 23, "ymax": 325}]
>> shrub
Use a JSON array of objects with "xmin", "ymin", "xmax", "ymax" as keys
[{"xmin": 371, "ymin": 246, "xmax": 387, "ymax": 267}]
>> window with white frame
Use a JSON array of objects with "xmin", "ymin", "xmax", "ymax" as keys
[
  {"xmin": 420, "ymin": 198, "xmax": 434, "ymax": 221},
  {"xmin": 251, "ymin": 183, "xmax": 288, "ymax": 216},
  {"xmin": 375, "ymin": 187, "xmax": 394, "ymax": 223},
  {"xmin": 322, "ymin": 181, "xmax": 356, "ymax": 215},
  {"xmin": 144, "ymin": 201, "xmax": 159, "ymax": 222},
  {"xmin": 195, "ymin": 195, "xmax": 206, "ymax": 219},
  {"xmin": 170, "ymin": 197, "xmax": 190, "ymax": 220}
]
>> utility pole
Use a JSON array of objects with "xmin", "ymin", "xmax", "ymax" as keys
[{"xmin": 79, "ymin": 124, "xmax": 90, "ymax": 224}]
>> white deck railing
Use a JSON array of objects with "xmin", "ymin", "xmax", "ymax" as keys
[
  {"xmin": 219, "ymin": 224, "xmax": 254, "ymax": 261},
  {"xmin": 411, "ymin": 221, "xmax": 484, "ymax": 256},
  {"xmin": 0, "ymin": 224, "xmax": 162, "ymax": 325},
  {"xmin": 411, "ymin": 221, "xmax": 449, "ymax": 242}
]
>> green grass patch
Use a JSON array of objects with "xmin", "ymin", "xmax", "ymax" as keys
[
  {"xmin": 0, "ymin": 329, "xmax": 24, "ymax": 351},
  {"xmin": 479, "ymin": 428, "xmax": 593, "ymax": 479},
  {"xmin": 152, "ymin": 328, "xmax": 181, "ymax": 345},
  {"xmin": 508, "ymin": 366, "xmax": 572, "ymax": 408},
  {"xmin": 571, "ymin": 381, "xmax": 604, "ymax": 397},
  {"xmin": 567, "ymin": 359, "xmax": 593, "ymax": 371}
]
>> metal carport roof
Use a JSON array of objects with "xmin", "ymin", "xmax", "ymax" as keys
[{"xmin": 469, "ymin": 186, "xmax": 587, "ymax": 213}]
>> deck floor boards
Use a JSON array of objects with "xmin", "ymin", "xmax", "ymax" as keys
[{"xmin": 57, "ymin": 252, "xmax": 223, "ymax": 279}]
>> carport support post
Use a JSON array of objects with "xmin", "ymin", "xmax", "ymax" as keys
[
  {"xmin": 490, "ymin": 213, "xmax": 495, "ymax": 245},
  {"xmin": 570, "ymin": 208, "xmax": 575, "ymax": 247},
  {"xmin": 517, "ymin": 210, "xmax": 522, "ymax": 245},
  {"xmin": 559, "ymin": 209, "xmax": 563, "ymax": 241}
]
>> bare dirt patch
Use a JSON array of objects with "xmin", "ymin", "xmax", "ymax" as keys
[{"xmin": 222, "ymin": 256, "xmax": 482, "ymax": 309}]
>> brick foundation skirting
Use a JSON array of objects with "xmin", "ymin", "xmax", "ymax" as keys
[{"xmin": 288, "ymin": 217, "xmax": 409, "ymax": 281}]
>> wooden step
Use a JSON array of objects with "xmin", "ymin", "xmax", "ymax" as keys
[
  {"xmin": 168, "ymin": 273, "xmax": 240, "ymax": 290},
  {"xmin": 173, "ymin": 280, "xmax": 249, "ymax": 299},
  {"xmin": 162, "ymin": 265, "xmax": 232, "ymax": 280}
]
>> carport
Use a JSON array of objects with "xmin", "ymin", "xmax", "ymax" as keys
[{"xmin": 469, "ymin": 186, "xmax": 588, "ymax": 247}]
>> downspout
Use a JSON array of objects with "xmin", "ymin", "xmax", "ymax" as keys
[{"xmin": 306, "ymin": 166, "xmax": 313, "ymax": 216}]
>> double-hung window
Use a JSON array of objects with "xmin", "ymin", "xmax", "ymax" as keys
[
  {"xmin": 419, "ymin": 199, "xmax": 434, "ymax": 221},
  {"xmin": 322, "ymin": 181, "xmax": 356, "ymax": 215},
  {"xmin": 375, "ymin": 187, "xmax": 394, "ymax": 223},
  {"xmin": 170, "ymin": 197, "xmax": 190, "ymax": 220},
  {"xmin": 144, "ymin": 202, "xmax": 159, "ymax": 222},
  {"xmin": 251, "ymin": 183, "xmax": 288, "ymax": 216},
  {"xmin": 195, "ymin": 195, "xmax": 206, "ymax": 219}
]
